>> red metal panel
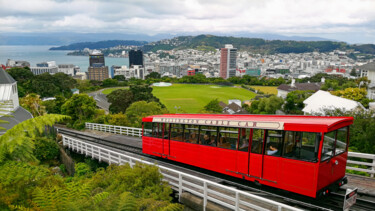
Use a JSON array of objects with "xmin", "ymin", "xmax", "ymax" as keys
[
  {"xmin": 249, "ymin": 153, "xmax": 263, "ymax": 179},
  {"xmin": 262, "ymin": 155, "xmax": 280, "ymax": 183},
  {"xmin": 279, "ymin": 158, "xmax": 318, "ymax": 197},
  {"xmin": 236, "ymin": 151, "xmax": 249, "ymax": 176}
]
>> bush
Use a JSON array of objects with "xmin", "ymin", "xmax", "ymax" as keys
[
  {"xmin": 75, "ymin": 163, "xmax": 92, "ymax": 177},
  {"xmin": 33, "ymin": 137, "xmax": 60, "ymax": 162}
]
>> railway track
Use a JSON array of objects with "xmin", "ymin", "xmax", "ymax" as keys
[{"xmin": 57, "ymin": 127, "xmax": 375, "ymax": 210}]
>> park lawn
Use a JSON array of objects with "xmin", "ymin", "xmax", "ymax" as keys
[
  {"xmin": 152, "ymin": 84, "xmax": 256, "ymax": 113},
  {"xmin": 249, "ymin": 86, "xmax": 278, "ymax": 95},
  {"xmin": 102, "ymin": 87, "xmax": 128, "ymax": 95}
]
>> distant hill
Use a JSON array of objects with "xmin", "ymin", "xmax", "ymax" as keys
[
  {"xmin": 142, "ymin": 34, "xmax": 375, "ymax": 55},
  {"xmin": 49, "ymin": 40, "xmax": 148, "ymax": 50}
]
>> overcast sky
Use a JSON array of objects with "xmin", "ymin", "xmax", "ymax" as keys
[{"xmin": 1, "ymin": 0, "xmax": 375, "ymax": 43}]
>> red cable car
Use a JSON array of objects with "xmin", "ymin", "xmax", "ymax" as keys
[{"xmin": 142, "ymin": 114, "xmax": 353, "ymax": 198}]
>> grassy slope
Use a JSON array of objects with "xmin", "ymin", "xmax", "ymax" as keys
[
  {"xmin": 102, "ymin": 87, "xmax": 127, "ymax": 95},
  {"xmin": 249, "ymin": 86, "xmax": 278, "ymax": 95},
  {"xmin": 152, "ymin": 84, "xmax": 256, "ymax": 113}
]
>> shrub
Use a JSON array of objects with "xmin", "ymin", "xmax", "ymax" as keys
[{"xmin": 33, "ymin": 137, "xmax": 60, "ymax": 162}]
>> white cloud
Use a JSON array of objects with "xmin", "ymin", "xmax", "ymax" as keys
[{"xmin": 0, "ymin": 0, "xmax": 374, "ymax": 42}]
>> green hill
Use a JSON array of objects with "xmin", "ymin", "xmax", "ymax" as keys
[
  {"xmin": 142, "ymin": 34, "xmax": 375, "ymax": 55},
  {"xmin": 152, "ymin": 84, "xmax": 256, "ymax": 113}
]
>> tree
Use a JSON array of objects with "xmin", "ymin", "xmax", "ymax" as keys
[
  {"xmin": 61, "ymin": 94, "xmax": 97, "ymax": 129},
  {"xmin": 6, "ymin": 67, "xmax": 34, "ymax": 85},
  {"xmin": 145, "ymin": 72, "xmax": 161, "ymax": 79},
  {"xmin": 29, "ymin": 73, "xmax": 60, "ymax": 97},
  {"xmin": 283, "ymin": 90, "xmax": 314, "ymax": 114},
  {"xmin": 42, "ymin": 95, "xmax": 67, "ymax": 114},
  {"xmin": 247, "ymin": 96, "xmax": 284, "ymax": 114},
  {"xmin": 129, "ymin": 84, "xmax": 157, "ymax": 102},
  {"xmin": 125, "ymin": 101, "xmax": 168, "ymax": 127},
  {"xmin": 107, "ymin": 112, "xmax": 129, "ymax": 126},
  {"xmin": 350, "ymin": 68, "xmax": 357, "ymax": 77},
  {"xmin": 20, "ymin": 93, "xmax": 46, "ymax": 116},
  {"xmin": 331, "ymin": 88, "xmax": 371, "ymax": 108},
  {"xmin": 107, "ymin": 89, "xmax": 134, "ymax": 114},
  {"xmin": 202, "ymin": 99, "xmax": 222, "ymax": 113},
  {"xmin": 102, "ymin": 78, "xmax": 119, "ymax": 87},
  {"xmin": 113, "ymin": 75, "xmax": 126, "ymax": 81}
]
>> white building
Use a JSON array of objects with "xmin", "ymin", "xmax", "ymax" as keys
[
  {"xmin": 114, "ymin": 65, "xmax": 146, "ymax": 80},
  {"xmin": 0, "ymin": 68, "xmax": 33, "ymax": 136},
  {"xmin": 302, "ymin": 90, "xmax": 365, "ymax": 115},
  {"xmin": 58, "ymin": 64, "xmax": 75, "ymax": 76},
  {"xmin": 358, "ymin": 62, "xmax": 375, "ymax": 100},
  {"xmin": 30, "ymin": 61, "xmax": 58, "ymax": 75}
]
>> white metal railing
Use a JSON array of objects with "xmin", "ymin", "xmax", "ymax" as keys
[
  {"xmin": 347, "ymin": 152, "xmax": 375, "ymax": 177},
  {"xmin": 85, "ymin": 122, "xmax": 142, "ymax": 137},
  {"xmin": 85, "ymin": 122, "xmax": 375, "ymax": 178},
  {"xmin": 62, "ymin": 134, "xmax": 301, "ymax": 211}
]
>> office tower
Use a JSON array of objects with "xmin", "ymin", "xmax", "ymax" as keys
[
  {"xmin": 129, "ymin": 50, "xmax": 143, "ymax": 67},
  {"xmin": 220, "ymin": 44, "xmax": 237, "ymax": 79},
  {"xmin": 89, "ymin": 50, "xmax": 105, "ymax": 67},
  {"xmin": 87, "ymin": 66, "xmax": 109, "ymax": 81}
]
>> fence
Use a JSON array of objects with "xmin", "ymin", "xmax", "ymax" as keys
[
  {"xmin": 85, "ymin": 122, "xmax": 375, "ymax": 178},
  {"xmin": 62, "ymin": 134, "xmax": 301, "ymax": 211},
  {"xmin": 85, "ymin": 122, "xmax": 142, "ymax": 137},
  {"xmin": 347, "ymin": 152, "xmax": 375, "ymax": 177}
]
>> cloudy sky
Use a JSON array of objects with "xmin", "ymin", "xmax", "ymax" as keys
[{"xmin": 1, "ymin": 0, "xmax": 375, "ymax": 43}]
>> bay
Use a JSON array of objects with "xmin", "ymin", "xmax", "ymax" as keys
[{"xmin": 0, "ymin": 45, "xmax": 129, "ymax": 72}]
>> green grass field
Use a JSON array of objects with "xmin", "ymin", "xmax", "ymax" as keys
[
  {"xmin": 249, "ymin": 86, "xmax": 278, "ymax": 95},
  {"xmin": 152, "ymin": 84, "xmax": 256, "ymax": 113},
  {"xmin": 102, "ymin": 87, "xmax": 127, "ymax": 95}
]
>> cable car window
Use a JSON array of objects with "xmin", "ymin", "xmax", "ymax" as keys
[
  {"xmin": 218, "ymin": 127, "xmax": 239, "ymax": 150},
  {"xmin": 283, "ymin": 131, "xmax": 320, "ymax": 162},
  {"xmin": 251, "ymin": 129, "xmax": 264, "ymax": 154},
  {"xmin": 335, "ymin": 127, "xmax": 348, "ymax": 155},
  {"xmin": 170, "ymin": 124, "xmax": 184, "ymax": 142},
  {"xmin": 185, "ymin": 125, "xmax": 199, "ymax": 144},
  {"xmin": 200, "ymin": 126, "xmax": 218, "ymax": 146},
  {"xmin": 238, "ymin": 128, "xmax": 250, "ymax": 152},
  {"xmin": 321, "ymin": 131, "xmax": 336, "ymax": 161},
  {"xmin": 152, "ymin": 123, "xmax": 163, "ymax": 139},
  {"xmin": 266, "ymin": 130, "xmax": 283, "ymax": 156},
  {"xmin": 143, "ymin": 122, "xmax": 152, "ymax": 137}
]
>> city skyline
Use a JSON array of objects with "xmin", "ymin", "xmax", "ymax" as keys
[{"xmin": 0, "ymin": 0, "xmax": 375, "ymax": 44}]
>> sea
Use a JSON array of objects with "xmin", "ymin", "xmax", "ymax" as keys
[{"xmin": 0, "ymin": 45, "xmax": 129, "ymax": 72}]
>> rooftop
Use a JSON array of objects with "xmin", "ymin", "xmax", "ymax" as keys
[
  {"xmin": 143, "ymin": 114, "xmax": 353, "ymax": 132},
  {"xmin": 0, "ymin": 67, "xmax": 16, "ymax": 84}
]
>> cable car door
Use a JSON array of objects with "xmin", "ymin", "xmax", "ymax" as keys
[
  {"xmin": 162, "ymin": 123, "xmax": 170, "ymax": 158},
  {"xmin": 237, "ymin": 128, "xmax": 250, "ymax": 176},
  {"xmin": 248, "ymin": 129, "xmax": 265, "ymax": 179}
]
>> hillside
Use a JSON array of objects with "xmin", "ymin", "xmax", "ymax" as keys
[
  {"xmin": 142, "ymin": 35, "xmax": 375, "ymax": 54},
  {"xmin": 49, "ymin": 40, "xmax": 148, "ymax": 50}
]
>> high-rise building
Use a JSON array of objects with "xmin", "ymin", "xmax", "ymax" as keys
[
  {"xmin": 129, "ymin": 50, "xmax": 143, "ymax": 67},
  {"xmin": 87, "ymin": 66, "xmax": 109, "ymax": 81},
  {"xmin": 89, "ymin": 50, "xmax": 105, "ymax": 67},
  {"xmin": 220, "ymin": 44, "xmax": 237, "ymax": 79}
]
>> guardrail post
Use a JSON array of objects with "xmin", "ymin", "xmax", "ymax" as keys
[
  {"xmin": 98, "ymin": 148, "xmax": 101, "ymax": 162},
  {"xmin": 203, "ymin": 182, "xmax": 207, "ymax": 211},
  {"xmin": 178, "ymin": 174, "xmax": 182, "ymax": 202},
  {"xmin": 372, "ymin": 157, "xmax": 375, "ymax": 178},
  {"xmin": 235, "ymin": 192, "xmax": 239, "ymax": 210}
]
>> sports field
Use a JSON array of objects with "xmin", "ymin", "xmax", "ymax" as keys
[
  {"xmin": 102, "ymin": 87, "xmax": 127, "ymax": 95},
  {"xmin": 152, "ymin": 84, "xmax": 256, "ymax": 113},
  {"xmin": 249, "ymin": 86, "xmax": 278, "ymax": 95}
]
